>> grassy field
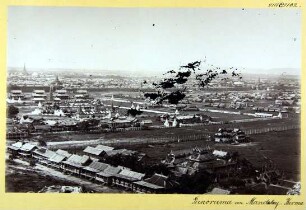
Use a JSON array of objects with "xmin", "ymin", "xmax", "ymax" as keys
[
  {"xmin": 121, "ymin": 129, "xmax": 300, "ymax": 181},
  {"xmin": 237, "ymin": 129, "xmax": 300, "ymax": 180},
  {"xmin": 39, "ymin": 117, "xmax": 299, "ymax": 141},
  {"xmin": 7, "ymin": 116, "xmax": 298, "ymax": 147}
]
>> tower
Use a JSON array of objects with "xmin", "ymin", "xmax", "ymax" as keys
[
  {"xmin": 136, "ymin": 104, "xmax": 140, "ymax": 111},
  {"xmin": 111, "ymin": 95, "xmax": 115, "ymax": 112},
  {"xmin": 164, "ymin": 118, "xmax": 170, "ymax": 127},
  {"xmin": 131, "ymin": 103, "xmax": 135, "ymax": 109},
  {"xmin": 278, "ymin": 112, "xmax": 283, "ymax": 119},
  {"xmin": 51, "ymin": 74, "xmax": 63, "ymax": 90},
  {"xmin": 23, "ymin": 63, "xmax": 29, "ymax": 75},
  {"xmin": 172, "ymin": 117, "xmax": 178, "ymax": 127},
  {"xmin": 55, "ymin": 75, "xmax": 59, "ymax": 82}
]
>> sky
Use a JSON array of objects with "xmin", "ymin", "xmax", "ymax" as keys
[{"xmin": 7, "ymin": 7, "xmax": 301, "ymax": 75}]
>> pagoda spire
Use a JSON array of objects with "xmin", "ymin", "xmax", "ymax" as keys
[
  {"xmin": 23, "ymin": 63, "xmax": 28, "ymax": 75},
  {"xmin": 111, "ymin": 95, "xmax": 114, "ymax": 111},
  {"xmin": 55, "ymin": 74, "xmax": 59, "ymax": 82}
]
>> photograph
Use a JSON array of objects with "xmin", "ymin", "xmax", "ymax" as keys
[{"xmin": 5, "ymin": 6, "xmax": 301, "ymax": 195}]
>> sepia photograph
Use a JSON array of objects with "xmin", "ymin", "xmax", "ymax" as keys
[{"xmin": 5, "ymin": 6, "xmax": 301, "ymax": 195}]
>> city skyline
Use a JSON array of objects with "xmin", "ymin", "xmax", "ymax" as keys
[{"xmin": 8, "ymin": 7, "xmax": 301, "ymax": 75}]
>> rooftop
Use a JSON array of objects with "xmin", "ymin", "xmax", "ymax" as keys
[{"xmin": 83, "ymin": 161, "xmax": 109, "ymax": 173}]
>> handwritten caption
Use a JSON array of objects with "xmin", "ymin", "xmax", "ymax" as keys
[
  {"xmin": 192, "ymin": 197, "xmax": 304, "ymax": 209},
  {"xmin": 268, "ymin": 2, "xmax": 299, "ymax": 7}
]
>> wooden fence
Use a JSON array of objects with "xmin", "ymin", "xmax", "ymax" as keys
[{"xmin": 244, "ymin": 124, "xmax": 300, "ymax": 135}]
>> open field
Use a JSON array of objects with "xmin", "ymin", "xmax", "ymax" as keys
[
  {"xmin": 121, "ymin": 129, "xmax": 300, "ymax": 181},
  {"xmin": 234, "ymin": 129, "xmax": 300, "ymax": 180},
  {"xmin": 6, "ymin": 116, "xmax": 299, "ymax": 153},
  {"xmin": 22, "ymin": 117, "xmax": 299, "ymax": 142}
]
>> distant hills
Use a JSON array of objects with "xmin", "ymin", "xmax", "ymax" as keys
[
  {"xmin": 7, "ymin": 67, "xmax": 301, "ymax": 77},
  {"xmin": 243, "ymin": 68, "xmax": 301, "ymax": 76}
]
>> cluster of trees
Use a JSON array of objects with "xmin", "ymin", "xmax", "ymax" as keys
[
  {"xmin": 8, "ymin": 105, "xmax": 19, "ymax": 118},
  {"xmin": 103, "ymin": 153, "xmax": 170, "ymax": 177},
  {"xmin": 76, "ymin": 119, "xmax": 100, "ymax": 131}
]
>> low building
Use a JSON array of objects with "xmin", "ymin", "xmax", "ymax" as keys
[
  {"xmin": 49, "ymin": 149, "xmax": 72, "ymax": 169},
  {"xmin": 48, "ymin": 153, "xmax": 69, "ymax": 169},
  {"xmin": 54, "ymin": 89, "xmax": 69, "ymax": 100},
  {"xmin": 132, "ymin": 173, "xmax": 178, "ymax": 193},
  {"xmin": 32, "ymin": 90, "xmax": 47, "ymax": 103},
  {"xmin": 50, "ymin": 119, "xmax": 78, "ymax": 131},
  {"xmin": 95, "ymin": 145, "xmax": 114, "ymax": 152},
  {"xmin": 214, "ymin": 128, "xmax": 247, "ymax": 143},
  {"xmin": 74, "ymin": 90, "xmax": 89, "ymax": 99},
  {"xmin": 9, "ymin": 90, "xmax": 25, "ymax": 99},
  {"xmin": 96, "ymin": 166, "xmax": 122, "ymax": 185},
  {"xmin": 6, "ymin": 130, "xmax": 29, "ymax": 139},
  {"xmin": 140, "ymin": 120, "xmax": 153, "ymax": 127},
  {"xmin": 109, "ymin": 118, "xmax": 138, "ymax": 129},
  {"xmin": 33, "ymin": 125, "xmax": 52, "ymax": 133},
  {"xmin": 7, "ymin": 141, "xmax": 24, "ymax": 155},
  {"xmin": 61, "ymin": 154, "xmax": 91, "ymax": 175},
  {"xmin": 18, "ymin": 143, "xmax": 37, "ymax": 157},
  {"xmin": 164, "ymin": 114, "xmax": 210, "ymax": 127},
  {"xmin": 81, "ymin": 161, "xmax": 109, "ymax": 180},
  {"xmin": 83, "ymin": 146, "xmax": 105, "ymax": 160},
  {"xmin": 132, "ymin": 180, "xmax": 164, "ymax": 193},
  {"xmin": 32, "ymin": 148, "xmax": 57, "ymax": 165},
  {"xmin": 112, "ymin": 169, "xmax": 145, "ymax": 190},
  {"xmin": 83, "ymin": 145, "xmax": 114, "ymax": 160},
  {"xmin": 103, "ymin": 149, "xmax": 137, "ymax": 159},
  {"xmin": 55, "ymin": 149, "xmax": 72, "ymax": 159}
]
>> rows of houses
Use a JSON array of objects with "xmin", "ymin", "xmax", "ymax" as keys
[
  {"xmin": 9, "ymin": 113, "xmax": 150, "ymax": 136},
  {"xmin": 160, "ymin": 113, "xmax": 211, "ymax": 128},
  {"xmin": 8, "ymin": 87, "xmax": 91, "ymax": 104},
  {"xmin": 7, "ymin": 142, "xmax": 175, "ymax": 193}
]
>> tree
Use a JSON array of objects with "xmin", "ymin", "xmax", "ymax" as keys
[
  {"xmin": 127, "ymin": 109, "xmax": 142, "ymax": 117},
  {"xmin": 143, "ymin": 60, "xmax": 241, "ymax": 105},
  {"xmin": 176, "ymin": 171, "xmax": 214, "ymax": 193},
  {"xmin": 38, "ymin": 140, "xmax": 47, "ymax": 147},
  {"xmin": 77, "ymin": 119, "xmax": 100, "ymax": 131},
  {"xmin": 8, "ymin": 105, "xmax": 19, "ymax": 117},
  {"xmin": 29, "ymin": 158, "xmax": 36, "ymax": 167}
]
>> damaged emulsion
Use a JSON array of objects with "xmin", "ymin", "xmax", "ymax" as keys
[{"xmin": 142, "ymin": 60, "xmax": 242, "ymax": 108}]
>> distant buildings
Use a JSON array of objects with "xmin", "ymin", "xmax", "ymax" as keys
[
  {"xmin": 51, "ymin": 75, "xmax": 63, "ymax": 89},
  {"xmin": 75, "ymin": 90, "xmax": 89, "ymax": 99},
  {"xmin": 214, "ymin": 128, "xmax": 247, "ymax": 143},
  {"xmin": 32, "ymin": 90, "xmax": 47, "ymax": 103},
  {"xmin": 9, "ymin": 90, "xmax": 24, "ymax": 100},
  {"xmin": 54, "ymin": 89, "xmax": 69, "ymax": 100}
]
